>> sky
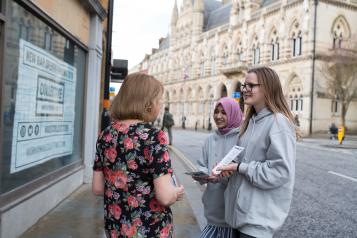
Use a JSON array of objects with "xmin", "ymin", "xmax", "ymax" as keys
[{"xmin": 112, "ymin": 0, "xmax": 183, "ymax": 69}]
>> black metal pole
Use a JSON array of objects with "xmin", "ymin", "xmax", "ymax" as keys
[
  {"xmin": 309, "ymin": 0, "xmax": 318, "ymax": 135},
  {"xmin": 101, "ymin": 0, "xmax": 114, "ymax": 131}
]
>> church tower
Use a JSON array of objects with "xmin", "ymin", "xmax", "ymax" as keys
[
  {"xmin": 170, "ymin": 0, "xmax": 178, "ymax": 45},
  {"xmin": 240, "ymin": 0, "xmax": 260, "ymax": 21},
  {"xmin": 230, "ymin": 0, "xmax": 239, "ymax": 26},
  {"xmin": 193, "ymin": 0, "xmax": 204, "ymax": 35}
]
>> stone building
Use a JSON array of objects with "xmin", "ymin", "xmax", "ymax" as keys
[
  {"xmin": 0, "ymin": 1, "xmax": 108, "ymax": 237},
  {"xmin": 137, "ymin": 0, "xmax": 357, "ymax": 134}
]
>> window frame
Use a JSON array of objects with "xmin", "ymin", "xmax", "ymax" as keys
[
  {"xmin": 253, "ymin": 47, "xmax": 260, "ymax": 65},
  {"xmin": 0, "ymin": 0, "xmax": 6, "ymax": 195},
  {"xmin": 200, "ymin": 60, "xmax": 205, "ymax": 77},
  {"xmin": 0, "ymin": 0, "xmax": 88, "ymax": 205}
]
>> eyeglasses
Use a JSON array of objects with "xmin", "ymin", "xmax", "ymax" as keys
[{"xmin": 241, "ymin": 83, "xmax": 261, "ymax": 91}]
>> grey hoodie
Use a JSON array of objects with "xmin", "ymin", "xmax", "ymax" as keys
[
  {"xmin": 224, "ymin": 108, "xmax": 296, "ymax": 238},
  {"xmin": 197, "ymin": 127, "xmax": 240, "ymax": 227}
]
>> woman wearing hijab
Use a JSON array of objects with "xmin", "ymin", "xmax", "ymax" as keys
[{"xmin": 191, "ymin": 97, "xmax": 243, "ymax": 238}]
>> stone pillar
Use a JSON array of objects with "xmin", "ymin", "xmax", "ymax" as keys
[{"xmin": 83, "ymin": 14, "xmax": 103, "ymax": 183}]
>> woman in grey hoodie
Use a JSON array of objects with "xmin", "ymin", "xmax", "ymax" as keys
[
  {"xmin": 193, "ymin": 97, "xmax": 243, "ymax": 238},
  {"xmin": 218, "ymin": 67, "xmax": 298, "ymax": 238}
]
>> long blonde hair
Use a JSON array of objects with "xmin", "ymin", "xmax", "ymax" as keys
[
  {"xmin": 240, "ymin": 67, "xmax": 300, "ymax": 137},
  {"xmin": 110, "ymin": 73, "xmax": 163, "ymax": 122}
]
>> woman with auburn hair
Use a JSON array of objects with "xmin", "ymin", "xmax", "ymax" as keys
[
  {"xmin": 217, "ymin": 67, "xmax": 298, "ymax": 238},
  {"xmin": 92, "ymin": 73, "xmax": 184, "ymax": 238}
]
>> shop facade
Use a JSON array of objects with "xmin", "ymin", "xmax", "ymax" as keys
[{"xmin": 0, "ymin": 0, "xmax": 106, "ymax": 237}]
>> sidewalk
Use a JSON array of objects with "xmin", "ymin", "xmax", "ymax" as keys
[
  {"xmin": 21, "ymin": 156, "xmax": 201, "ymax": 238},
  {"xmin": 301, "ymin": 133, "xmax": 357, "ymax": 150}
]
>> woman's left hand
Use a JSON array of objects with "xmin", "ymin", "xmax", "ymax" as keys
[
  {"xmin": 206, "ymin": 175, "xmax": 220, "ymax": 183},
  {"xmin": 216, "ymin": 163, "xmax": 238, "ymax": 177}
]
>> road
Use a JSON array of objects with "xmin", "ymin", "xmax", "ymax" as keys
[{"xmin": 171, "ymin": 129, "xmax": 357, "ymax": 238}]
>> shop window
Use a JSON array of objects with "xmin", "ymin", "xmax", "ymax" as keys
[
  {"xmin": 44, "ymin": 31, "xmax": 53, "ymax": 51},
  {"xmin": 19, "ymin": 24, "xmax": 31, "ymax": 41},
  {"xmin": 1, "ymin": 1, "xmax": 86, "ymax": 193}
]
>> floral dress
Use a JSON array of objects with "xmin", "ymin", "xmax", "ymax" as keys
[{"xmin": 93, "ymin": 121, "xmax": 174, "ymax": 238}]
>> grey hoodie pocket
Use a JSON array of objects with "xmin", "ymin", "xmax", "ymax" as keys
[{"xmin": 235, "ymin": 183, "xmax": 251, "ymax": 214}]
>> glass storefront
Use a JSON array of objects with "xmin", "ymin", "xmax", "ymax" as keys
[{"xmin": 0, "ymin": 1, "xmax": 86, "ymax": 194}]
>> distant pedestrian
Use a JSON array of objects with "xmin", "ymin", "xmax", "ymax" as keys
[
  {"xmin": 162, "ymin": 107, "xmax": 174, "ymax": 145},
  {"xmin": 329, "ymin": 122, "xmax": 338, "ymax": 140},
  {"xmin": 218, "ymin": 67, "xmax": 298, "ymax": 238},
  {"xmin": 192, "ymin": 97, "xmax": 243, "ymax": 238},
  {"xmin": 182, "ymin": 115, "xmax": 186, "ymax": 129},
  {"xmin": 92, "ymin": 73, "xmax": 184, "ymax": 238}
]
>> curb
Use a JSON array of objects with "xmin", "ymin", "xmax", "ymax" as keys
[
  {"xmin": 168, "ymin": 146, "xmax": 207, "ymax": 231},
  {"xmin": 169, "ymin": 145, "xmax": 197, "ymax": 172}
]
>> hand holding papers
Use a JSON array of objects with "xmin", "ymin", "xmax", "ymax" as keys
[
  {"xmin": 184, "ymin": 171, "xmax": 209, "ymax": 178},
  {"xmin": 212, "ymin": 145, "xmax": 245, "ymax": 175}
]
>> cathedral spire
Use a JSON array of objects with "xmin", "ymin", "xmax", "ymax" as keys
[
  {"xmin": 194, "ymin": 0, "xmax": 204, "ymax": 12},
  {"xmin": 171, "ymin": 0, "xmax": 178, "ymax": 27}
]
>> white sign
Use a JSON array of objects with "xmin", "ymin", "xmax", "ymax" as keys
[
  {"xmin": 10, "ymin": 40, "xmax": 77, "ymax": 173},
  {"xmin": 212, "ymin": 145, "xmax": 245, "ymax": 175}
]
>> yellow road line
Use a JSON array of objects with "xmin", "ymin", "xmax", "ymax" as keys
[{"xmin": 169, "ymin": 145, "xmax": 197, "ymax": 172}]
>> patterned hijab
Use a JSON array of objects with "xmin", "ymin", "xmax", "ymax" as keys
[{"xmin": 215, "ymin": 97, "xmax": 243, "ymax": 135}]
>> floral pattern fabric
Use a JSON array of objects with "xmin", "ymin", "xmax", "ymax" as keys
[{"xmin": 93, "ymin": 121, "xmax": 174, "ymax": 238}]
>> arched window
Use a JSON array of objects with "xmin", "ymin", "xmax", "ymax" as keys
[
  {"xmin": 210, "ymin": 47, "xmax": 216, "ymax": 76},
  {"xmin": 197, "ymin": 87, "xmax": 204, "ymax": 113},
  {"xmin": 200, "ymin": 53, "xmax": 205, "ymax": 77},
  {"xmin": 288, "ymin": 76, "xmax": 303, "ymax": 112},
  {"xmin": 333, "ymin": 32, "xmax": 343, "ymax": 49},
  {"xmin": 236, "ymin": 41, "xmax": 244, "ymax": 61},
  {"xmin": 251, "ymin": 35, "xmax": 260, "ymax": 64},
  {"xmin": 270, "ymin": 30, "xmax": 279, "ymax": 61},
  {"xmin": 331, "ymin": 16, "xmax": 350, "ymax": 49},
  {"xmin": 223, "ymin": 45, "xmax": 229, "ymax": 65},
  {"xmin": 252, "ymin": 44, "xmax": 260, "ymax": 65},
  {"xmin": 331, "ymin": 97, "xmax": 340, "ymax": 115},
  {"xmin": 211, "ymin": 56, "xmax": 216, "ymax": 75},
  {"xmin": 291, "ymin": 22, "xmax": 302, "ymax": 57},
  {"xmin": 220, "ymin": 84, "xmax": 227, "ymax": 98}
]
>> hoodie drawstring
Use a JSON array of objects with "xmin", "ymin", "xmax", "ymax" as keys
[{"xmin": 243, "ymin": 117, "xmax": 256, "ymax": 162}]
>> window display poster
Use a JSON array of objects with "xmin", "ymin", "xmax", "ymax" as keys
[{"xmin": 10, "ymin": 40, "xmax": 77, "ymax": 173}]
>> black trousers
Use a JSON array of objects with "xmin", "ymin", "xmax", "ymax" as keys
[{"xmin": 233, "ymin": 230, "xmax": 256, "ymax": 238}]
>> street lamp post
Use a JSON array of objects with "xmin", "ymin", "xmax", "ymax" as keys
[{"xmin": 208, "ymin": 95, "xmax": 213, "ymax": 131}]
